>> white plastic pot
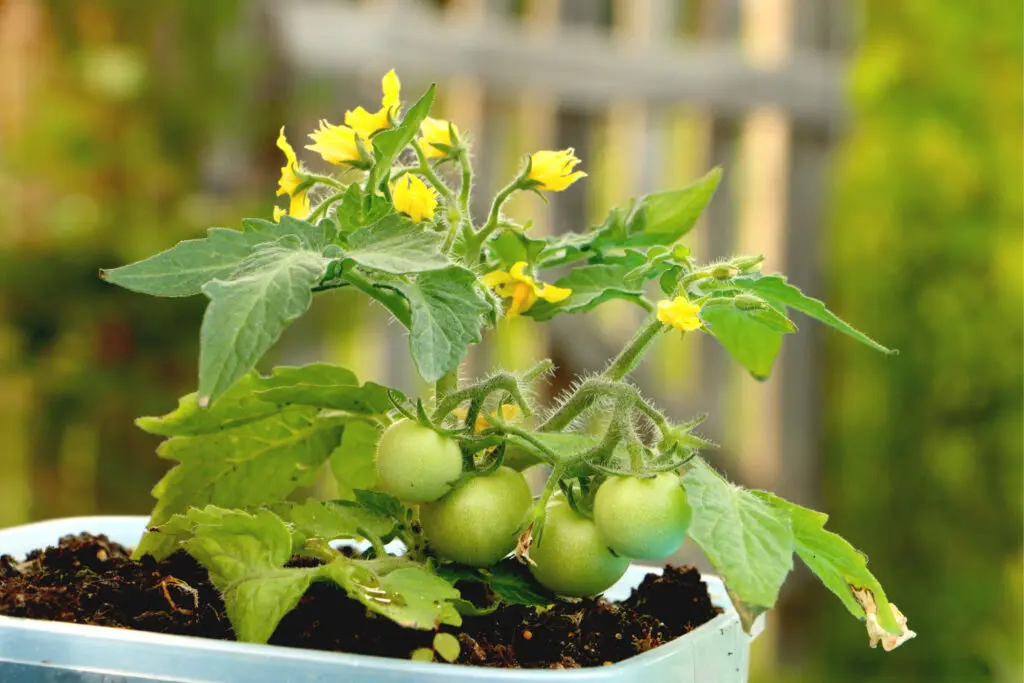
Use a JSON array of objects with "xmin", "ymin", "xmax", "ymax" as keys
[{"xmin": 0, "ymin": 517, "xmax": 763, "ymax": 683}]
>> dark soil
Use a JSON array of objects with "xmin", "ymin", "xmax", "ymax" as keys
[{"xmin": 0, "ymin": 533, "xmax": 720, "ymax": 669}]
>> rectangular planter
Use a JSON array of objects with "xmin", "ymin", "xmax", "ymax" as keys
[{"xmin": 0, "ymin": 517, "xmax": 763, "ymax": 683}]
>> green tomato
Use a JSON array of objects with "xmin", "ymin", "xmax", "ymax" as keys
[
  {"xmin": 420, "ymin": 467, "xmax": 532, "ymax": 567},
  {"xmin": 593, "ymin": 472, "xmax": 692, "ymax": 560},
  {"xmin": 374, "ymin": 419, "xmax": 463, "ymax": 503},
  {"xmin": 528, "ymin": 501, "xmax": 629, "ymax": 597}
]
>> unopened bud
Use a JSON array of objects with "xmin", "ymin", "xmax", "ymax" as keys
[
  {"xmin": 712, "ymin": 265, "xmax": 739, "ymax": 280},
  {"xmin": 732, "ymin": 255, "xmax": 765, "ymax": 273},
  {"xmin": 734, "ymin": 294, "xmax": 765, "ymax": 310}
]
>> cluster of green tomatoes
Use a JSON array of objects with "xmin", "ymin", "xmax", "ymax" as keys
[{"xmin": 375, "ymin": 419, "xmax": 693, "ymax": 597}]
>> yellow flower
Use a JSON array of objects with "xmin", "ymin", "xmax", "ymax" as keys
[
  {"xmin": 391, "ymin": 175, "xmax": 438, "ymax": 223},
  {"xmin": 528, "ymin": 148, "xmax": 587, "ymax": 192},
  {"xmin": 276, "ymin": 127, "xmax": 305, "ymax": 197},
  {"xmin": 419, "ymin": 117, "xmax": 459, "ymax": 158},
  {"xmin": 481, "ymin": 261, "xmax": 572, "ymax": 318},
  {"xmin": 306, "ymin": 119, "xmax": 361, "ymax": 165},
  {"xmin": 345, "ymin": 106, "xmax": 391, "ymax": 140},
  {"xmin": 274, "ymin": 128, "xmax": 311, "ymax": 222},
  {"xmin": 344, "ymin": 69, "xmax": 402, "ymax": 140},
  {"xmin": 657, "ymin": 296, "xmax": 703, "ymax": 332},
  {"xmin": 381, "ymin": 68, "xmax": 400, "ymax": 112},
  {"xmin": 273, "ymin": 194, "xmax": 310, "ymax": 223}
]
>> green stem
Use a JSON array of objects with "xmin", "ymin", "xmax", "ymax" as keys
[
  {"xmin": 498, "ymin": 425, "xmax": 560, "ymax": 465},
  {"xmin": 465, "ymin": 177, "xmax": 521, "ymax": 266},
  {"xmin": 539, "ymin": 318, "xmax": 666, "ymax": 432},
  {"xmin": 431, "ymin": 372, "xmax": 530, "ymax": 422},
  {"xmin": 434, "ymin": 368, "xmax": 459, "ymax": 400},
  {"xmin": 341, "ymin": 268, "xmax": 411, "ymax": 327},
  {"xmin": 308, "ymin": 191, "xmax": 348, "ymax": 223},
  {"xmin": 441, "ymin": 217, "xmax": 461, "ymax": 254},
  {"xmin": 603, "ymin": 315, "xmax": 666, "ymax": 381},
  {"xmin": 457, "ymin": 148, "xmax": 473, "ymax": 223},
  {"xmin": 304, "ymin": 173, "xmax": 344, "ymax": 190},
  {"xmin": 411, "ymin": 139, "xmax": 454, "ymax": 202}
]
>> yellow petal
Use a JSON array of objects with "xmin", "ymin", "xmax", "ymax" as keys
[
  {"xmin": 381, "ymin": 69, "xmax": 401, "ymax": 111},
  {"xmin": 345, "ymin": 106, "xmax": 390, "ymax": 140},
  {"xmin": 481, "ymin": 270, "xmax": 514, "ymax": 288},
  {"xmin": 306, "ymin": 120, "xmax": 361, "ymax": 165},
  {"xmin": 273, "ymin": 206, "xmax": 286, "ymax": 223},
  {"xmin": 276, "ymin": 127, "xmax": 303, "ymax": 197},
  {"xmin": 657, "ymin": 297, "xmax": 703, "ymax": 332},
  {"xmin": 289, "ymin": 192, "xmax": 310, "ymax": 220},
  {"xmin": 508, "ymin": 262, "xmax": 532, "ymax": 284},
  {"xmin": 276, "ymin": 127, "xmax": 298, "ymax": 167},
  {"xmin": 528, "ymin": 148, "xmax": 587, "ymax": 192},
  {"xmin": 507, "ymin": 282, "xmax": 538, "ymax": 318},
  {"xmin": 538, "ymin": 283, "xmax": 572, "ymax": 304},
  {"xmin": 391, "ymin": 175, "xmax": 437, "ymax": 223},
  {"xmin": 419, "ymin": 117, "xmax": 458, "ymax": 158}
]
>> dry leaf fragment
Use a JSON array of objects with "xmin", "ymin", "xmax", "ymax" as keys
[{"xmin": 853, "ymin": 587, "xmax": 916, "ymax": 651}]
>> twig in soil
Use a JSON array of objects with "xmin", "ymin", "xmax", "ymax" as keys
[{"xmin": 157, "ymin": 576, "xmax": 200, "ymax": 615}]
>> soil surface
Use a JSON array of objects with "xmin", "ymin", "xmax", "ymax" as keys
[{"xmin": 0, "ymin": 533, "xmax": 720, "ymax": 669}]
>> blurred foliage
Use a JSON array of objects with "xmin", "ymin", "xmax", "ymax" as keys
[
  {"xmin": 822, "ymin": 2, "xmax": 1023, "ymax": 681},
  {"xmin": 0, "ymin": 0, "xmax": 272, "ymax": 523}
]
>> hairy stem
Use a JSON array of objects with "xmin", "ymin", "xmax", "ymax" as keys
[
  {"xmin": 434, "ymin": 368, "xmax": 459, "ymax": 401},
  {"xmin": 308, "ymin": 191, "xmax": 348, "ymax": 223},
  {"xmin": 465, "ymin": 176, "xmax": 520, "ymax": 266},
  {"xmin": 411, "ymin": 139, "xmax": 454, "ymax": 203},
  {"xmin": 304, "ymin": 173, "xmax": 344, "ymax": 190},
  {"xmin": 604, "ymin": 315, "xmax": 666, "ymax": 381}
]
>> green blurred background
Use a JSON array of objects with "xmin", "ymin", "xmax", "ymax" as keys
[{"xmin": 0, "ymin": 1, "xmax": 1020, "ymax": 681}]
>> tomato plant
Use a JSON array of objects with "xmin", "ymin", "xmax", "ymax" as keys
[
  {"xmin": 420, "ymin": 466, "xmax": 531, "ymax": 566},
  {"xmin": 593, "ymin": 473, "xmax": 692, "ymax": 560},
  {"xmin": 103, "ymin": 67, "xmax": 912, "ymax": 653},
  {"xmin": 375, "ymin": 419, "xmax": 463, "ymax": 503}
]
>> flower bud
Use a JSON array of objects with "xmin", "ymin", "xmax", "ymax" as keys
[
  {"xmin": 712, "ymin": 265, "xmax": 739, "ymax": 280},
  {"xmin": 734, "ymin": 294, "xmax": 766, "ymax": 310},
  {"xmin": 732, "ymin": 255, "xmax": 765, "ymax": 273}
]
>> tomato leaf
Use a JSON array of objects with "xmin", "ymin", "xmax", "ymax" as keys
[
  {"xmin": 352, "ymin": 489, "xmax": 412, "ymax": 530},
  {"xmin": 135, "ymin": 372, "xmax": 281, "ymax": 437},
  {"xmin": 699, "ymin": 300, "xmax": 792, "ymax": 380},
  {"xmin": 731, "ymin": 274, "xmax": 893, "ymax": 354},
  {"xmin": 340, "ymin": 214, "xmax": 449, "ymax": 274},
  {"xmin": 137, "ymin": 364, "xmax": 392, "ymax": 437},
  {"xmin": 593, "ymin": 167, "xmax": 721, "ymax": 249},
  {"xmin": 156, "ymin": 506, "xmax": 460, "ymax": 643},
  {"xmin": 681, "ymin": 458, "xmax": 794, "ymax": 631},
  {"xmin": 395, "ymin": 267, "xmax": 490, "ymax": 382},
  {"xmin": 751, "ymin": 492, "xmax": 903, "ymax": 635},
  {"xmin": 101, "ymin": 227, "xmax": 263, "ymax": 298},
  {"xmin": 369, "ymin": 84, "xmax": 437, "ymax": 190},
  {"xmin": 198, "ymin": 238, "xmax": 329, "ymax": 406},
  {"xmin": 252, "ymin": 364, "xmax": 394, "ymax": 414},
  {"xmin": 331, "ymin": 421, "xmax": 381, "ymax": 498},
  {"xmin": 241, "ymin": 215, "xmax": 336, "ymax": 252},
  {"xmin": 334, "ymin": 184, "xmax": 393, "ymax": 233},
  {"xmin": 135, "ymin": 406, "xmax": 344, "ymax": 559},
  {"xmin": 159, "ymin": 507, "xmax": 318, "ymax": 644},
  {"xmin": 268, "ymin": 498, "xmax": 396, "ymax": 553},
  {"xmin": 526, "ymin": 260, "xmax": 648, "ymax": 321},
  {"xmin": 438, "ymin": 559, "xmax": 555, "ymax": 607}
]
